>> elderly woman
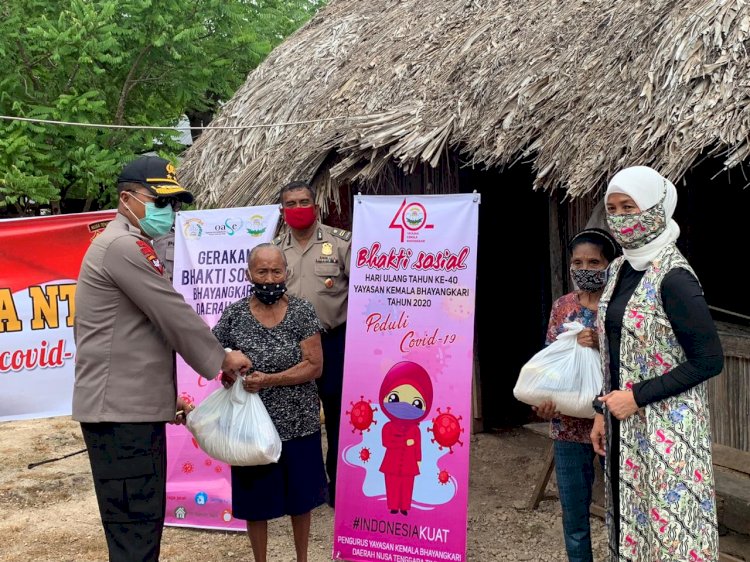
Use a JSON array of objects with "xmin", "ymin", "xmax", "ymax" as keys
[
  {"xmin": 212, "ymin": 243, "xmax": 326, "ymax": 562},
  {"xmin": 591, "ymin": 166, "xmax": 724, "ymax": 562}
]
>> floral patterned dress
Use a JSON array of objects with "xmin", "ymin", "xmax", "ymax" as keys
[{"xmin": 598, "ymin": 245, "xmax": 718, "ymax": 562}]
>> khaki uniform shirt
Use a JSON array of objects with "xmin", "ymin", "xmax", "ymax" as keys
[
  {"xmin": 152, "ymin": 230, "xmax": 175, "ymax": 282},
  {"xmin": 275, "ymin": 222, "xmax": 351, "ymax": 331},
  {"xmin": 73, "ymin": 214, "xmax": 225, "ymax": 423}
]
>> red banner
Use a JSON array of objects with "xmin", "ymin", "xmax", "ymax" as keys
[{"xmin": 0, "ymin": 211, "xmax": 116, "ymax": 421}]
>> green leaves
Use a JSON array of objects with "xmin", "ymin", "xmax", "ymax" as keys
[{"xmin": 0, "ymin": 0, "xmax": 325, "ymax": 214}]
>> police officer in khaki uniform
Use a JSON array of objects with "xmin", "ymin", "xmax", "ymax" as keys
[
  {"xmin": 274, "ymin": 180, "xmax": 351, "ymax": 507},
  {"xmin": 73, "ymin": 156, "xmax": 252, "ymax": 562}
]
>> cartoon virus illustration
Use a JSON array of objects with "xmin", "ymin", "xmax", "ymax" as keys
[
  {"xmin": 359, "ymin": 447, "xmax": 372, "ymax": 463},
  {"xmin": 400, "ymin": 342, "xmax": 452, "ymax": 380},
  {"xmin": 346, "ymin": 396, "xmax": 378, "ymax": 433},
  {"xmin": 204, "ymin": 459, "xmax": 213, "ymax": 467},
  {"xmin": 214, "ymin": 465, "xmax": 223, "ymax": 473},
  {"xmin": 182, "ymin": 462, "xmax": 194, "ymax": 474},
  {"xmin": 190, "ymin": 437, "xmax": 200, "ymax": 449},
  {"xmin": 438, "ymin": 469, "xmax": 451, "ymax": 485},
  {"xmin": 178, "ymin": 392, "xmax": 194, "ymax": 406},
  {"xmin": 428, "ymin": 406, "xmax": 464, "ymax": 453}
]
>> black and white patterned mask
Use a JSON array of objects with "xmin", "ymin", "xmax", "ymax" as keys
[
  {"xmin": 251, "ymin": 281, "xmax": 287, "ymax": 305},
  {"xmin": 570, "ymin": 268, "xmax": 607, "ymax": 292}
]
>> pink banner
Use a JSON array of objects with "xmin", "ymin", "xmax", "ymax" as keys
[
  {"xmin": 333, "ymin": 194, "xmax": 479, "ymax": 562},
  {"xmin": 164, "ymin": 206, "xmax": 279, "ymax": 530}
]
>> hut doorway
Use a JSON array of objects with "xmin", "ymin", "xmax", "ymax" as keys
[
  {"xmin": 677, "ymin": 158, "xmax": 750, "ymax": 322},
  {"xmin": 459, "ymin": 162, "xmax": 552, "ymax": 430}
]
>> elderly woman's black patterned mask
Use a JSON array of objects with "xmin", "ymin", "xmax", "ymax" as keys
[{"xmin": 251, "ymin": 281, "xmax": 287, "ymax": 305}]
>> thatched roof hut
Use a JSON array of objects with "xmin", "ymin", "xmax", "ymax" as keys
[{"xmin": 180, "ymin": 0, "xmax": 750, "ymax": 210}]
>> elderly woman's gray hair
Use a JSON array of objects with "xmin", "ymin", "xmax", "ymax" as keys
[{"xmin": 248, "ymin": 242, "xmax": 287, "ymax": 268}]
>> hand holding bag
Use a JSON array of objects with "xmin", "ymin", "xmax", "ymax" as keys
[
  {"xmin": 186, "ymin": 377, "xmax": 282, "ymax": 466},
  {"xmin": 513, "ymin": 321, "xmax": 603, "ymax": 418}
]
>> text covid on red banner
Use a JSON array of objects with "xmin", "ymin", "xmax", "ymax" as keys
[{"xmin": 0, "ymin": 211, "xmax": 116, "ymax": 422}]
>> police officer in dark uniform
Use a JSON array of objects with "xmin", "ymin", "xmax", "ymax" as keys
[{"xmin": 274, "ymin": 180, "xmax": 351, "ymax": 507}]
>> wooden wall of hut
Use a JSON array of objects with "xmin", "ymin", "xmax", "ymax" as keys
[
  {"xmin": 710, "ymin": 322, "xmax": 750, "ymax": 453},
  {"xmin": 315, "ymin": 153, "xmax": 461, "ymax": 229},
  {"xmin": 546, "ymin": 190, "xmax": 600, "ymax": 301},
  {"xmin": 458, "ymin": 161, "xmax": 552, "ymax": 430},
  {"xmin": 679, "ymin": 158, "xmax": 750, "ymax": 456},
  {"xmin": 358, "ymin": 155, "xmax": 461, "ymax": 197}
]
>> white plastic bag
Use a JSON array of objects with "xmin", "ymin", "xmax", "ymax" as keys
[
  {"xmin": 186, "ymin": 378, "xmax": 282, "ymax": 466},
  {"xmin": 513, "ymin": 322, "xmax": 602, "ymax": 418}
]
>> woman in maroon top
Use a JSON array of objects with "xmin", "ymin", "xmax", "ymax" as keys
[{"xmin": 534, "ymin": 227, "xmax": 621, "ymax": 562}]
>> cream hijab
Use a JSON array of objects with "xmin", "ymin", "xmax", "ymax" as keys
[{"xmin": 605, "ymin": 166, "xmax": 680, "ymax": 271}]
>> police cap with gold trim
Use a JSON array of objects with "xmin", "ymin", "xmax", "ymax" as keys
[{"xmin": 117, "ymin": 156, "xmax": 194, "ymax": 203}]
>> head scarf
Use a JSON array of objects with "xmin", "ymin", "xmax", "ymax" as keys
[
  {"xmin": 379, "ymin": 361, "xmax": 433, "ymax": 423},
  {"xmin": 605, "ymin": 166, "xmax": 680, "ymax": 271}
]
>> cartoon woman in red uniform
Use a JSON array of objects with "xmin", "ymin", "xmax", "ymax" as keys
[{"xmin": 378, "ymin": 361, "xmax": 433, "ymax": 515}]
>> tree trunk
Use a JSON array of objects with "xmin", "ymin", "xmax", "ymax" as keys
[{"xmin": 185, "ymin": 108, "xmax": 214, "ymax": 142}]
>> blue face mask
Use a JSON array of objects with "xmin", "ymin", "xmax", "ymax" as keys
[
  {"xmin": 383, "ymin": 400, "xmax": 425, "ymax": 420},
  {"xmin": 126, "ymin": 196, "xmax": 175, "ymax": 239}
]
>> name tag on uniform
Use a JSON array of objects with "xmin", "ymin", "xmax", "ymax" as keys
[{"xmin": 316, "ymin": 256, "xmax": 339, "ymax": 264}]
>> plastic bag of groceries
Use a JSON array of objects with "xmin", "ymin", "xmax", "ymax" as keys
[
  {"xmin": 513, "ymin": 322, "xmax": 602, "ymax": 418},
  {"xmin": 186, "ymin": 377, "xmax": 282, "ymax": 466}
]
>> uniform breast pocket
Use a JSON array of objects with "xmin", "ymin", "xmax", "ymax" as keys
[{"xmin": 314, "ymin": 263, "xmax": 340, "ymax": 278}]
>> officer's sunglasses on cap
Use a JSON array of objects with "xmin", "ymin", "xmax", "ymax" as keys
[{"xmin": 127, "ymin": 190, "xmax": 182, "ymax": 212}]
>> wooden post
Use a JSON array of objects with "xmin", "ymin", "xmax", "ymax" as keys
[
  {"xmin": 528, "ymin": 442, "xmax": 556, "ymax": 509},
  {"xmin": 471, "ymin": 349, "xmax": 483, "ymax": 434},
  {"xmin": 548, "ymin": 190, "xmax": 564, "ymax": 302}
]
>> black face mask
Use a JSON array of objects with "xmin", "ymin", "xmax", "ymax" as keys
[{"xmin": 251, "ymin": 281, "xmax": 287, "ymax": 305}]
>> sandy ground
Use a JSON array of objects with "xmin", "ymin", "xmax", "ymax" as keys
[{"xmin": 0, "ymin": 416, "xmax": 608, "ymax": 562}]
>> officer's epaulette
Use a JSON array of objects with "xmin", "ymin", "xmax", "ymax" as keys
[{"xmin": 331, "ymin": 228, "xmax": 352, "ymax": 242}]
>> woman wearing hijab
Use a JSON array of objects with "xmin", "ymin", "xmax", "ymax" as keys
[
  {"xmin": 590, "ymin": 166, "xmax": 724, "ymax": 562},
  {"xmin": 534, "ymin": 227, "xmax": 621, "ymax": 562},
  {"xmin": 378, "ymin": 361, "xmax": 434, "ymax": 515}
]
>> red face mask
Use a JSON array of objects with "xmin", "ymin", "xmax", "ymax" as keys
[{"xmin": 283, "ymin": 206, "xmax": 316, "ymax": 229}]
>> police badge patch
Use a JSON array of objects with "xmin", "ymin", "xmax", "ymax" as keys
[{"xmin": 136, "ymin": 240, "xmax": 164, "ymax": 275}]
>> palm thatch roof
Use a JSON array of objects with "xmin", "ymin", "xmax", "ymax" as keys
[{"xmin": 180, "ymin": 0, "xmax": 750, "ymax": 210}]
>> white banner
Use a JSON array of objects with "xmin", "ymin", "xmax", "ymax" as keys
[{"xmin": 165, "ymin": 206, "xmax": 280, "ymax": 530}]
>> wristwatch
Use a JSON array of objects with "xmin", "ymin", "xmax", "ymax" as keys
[{"xmin": 592, "ymin": 396, "xmax": 605, "ymax": 415}]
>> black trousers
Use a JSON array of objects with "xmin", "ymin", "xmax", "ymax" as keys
[
  {"xmin": 80, "ymin": 422, "xmax": 167, "ymax": 562},
  {"xmin": 318, "ymin": 322, "xmax": 346, "ymax": 506}
]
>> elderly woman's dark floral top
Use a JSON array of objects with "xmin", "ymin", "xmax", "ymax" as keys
[{"xmin": 212, "ymin": 295, "xmax": 322, "ymax": 441}]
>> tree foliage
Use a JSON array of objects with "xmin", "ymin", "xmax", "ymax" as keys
[{"xmin": 0, "ymin": 0, "xmax": 325, "ymax": 214}]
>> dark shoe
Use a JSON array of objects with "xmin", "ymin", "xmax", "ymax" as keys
[{"xmin": 400, "ymin": 510, "xmax": 408, "ymax": 515}]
